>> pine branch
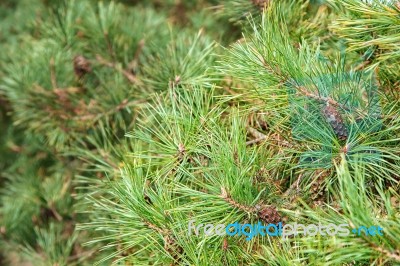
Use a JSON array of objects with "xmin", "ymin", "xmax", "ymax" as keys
[
  {"xmin": 127, "ymin": 39, "xmax": 145, "ymax": 72},
  {"xmin": 73, "ymin": 98, "xmax": 145, "ymax": 122},
  {"xmin": 246, "ymin": 126, "xmax": 292, "ymax": 148},
  {"xmin": 369, "ymin": 243, "xmax": 400, "ymax": 262},
  {"xmin": 95, "ymin": 55, "xmax": 142, "ymax": 85},
  {"xmin": 220, "ymin": 187, "xmax": 256, "ymax": 213},
  {"xmin": 296, "ymin": 85, "xmax": 349, "ymax": 111}
]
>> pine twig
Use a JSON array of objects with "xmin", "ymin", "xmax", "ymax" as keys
[
  {"xmin": 354, "ymin": 60, "xmax": 371, "ymax": 71},
  {"xmin": 73, "ymin": 98, "xmax": 145, "ymax": 122},
  {"xmin": 49, "ymin": 202, "xmax": 63, "ymax": 222},
  {"xmin": 220, "ymin": 187, "xmax": 256, "ymax": 213},
  {"xmin": 246, "ymin": 126, "xmax": 292, "ymax": 148},
  {"xmin": 49, "ymin": 57, "xmax": 58, "ymax": 89},
  {"xmin": 142, "ymin": 220, "xmax": 183, "ymax": 263},
  {"xmin": 143, "ymin": 220, "xmax": 169, "ymax": 235},
  {"xmin": 246, "ymin": 126, "xmax": 267, "ymax": 146},
  {"xmin": 95, "ymin": 55, "xmax": 142, "ymax": 84},
  {"xmin": 128, "ymin": 39, "xmax": 145, "ymax": 72},
  {"xmin": 296, "ymin": 86, "xmax": 349, "ymax": 111},
  {"xmin": 370, "ymin": 244, "xmax": 400, "ymax": 262},
  {"xmin": 67, "ymin": 250, "xmax": 96, "ymax": 263},
  {"xmin": 103, "ymin": 31, "xmax": 117, "ymax": 62},
  {"xmin": 246, "ymin": 136, "xmax": 267, "ymax": 146}
]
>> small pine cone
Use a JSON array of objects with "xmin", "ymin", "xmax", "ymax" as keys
[
  {"xmin": 257, "ymin": 205, "xmax": 281, "ymax": 224},
  {"xmin": 321, "ymin": 103, "xmax": 348, "ymax": 140},
  {"xmin": 310, "ymin": 170, "xmax": 330, "ymax": 206},
  {"xmin": 73, "ymin": 55, "xmax": 91, "ymax": 78},
  {"xmin": 252, "ymin": 0, "xmax": 270, "ymax": 10}
]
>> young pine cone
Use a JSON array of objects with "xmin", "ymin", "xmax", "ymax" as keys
[
  {"xmin": 321, "ymin": 103, "xmax": 348, "ymax": 140},
  {"xmin": 257, "ymin": 205, "xmax": 281, "ymax": 224},
  {"xmin": 310, "ymin": 170, "xmax": 330, "ymax": 207},
  {"xmin": 73, "ymin": 55, "xmax": 91, "ymax": 78}
]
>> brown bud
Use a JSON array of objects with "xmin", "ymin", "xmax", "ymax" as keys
[
  {"xmin": 73, "ymin": 55, "xmax": 91, "ymax": 78},
  {"xmin": 222, "ymin": 238, "xmax": 228, "ymax": 251}
]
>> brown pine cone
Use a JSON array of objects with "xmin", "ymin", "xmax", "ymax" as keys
[
  {"xmin": 73, "ymin": 55, "xmax": 91, "ymax": 78},
  {"xmin": 257, "ymin": 205, "xmax": 281, "ymax": 224},
  {"xmin": 310, "ymin": 170, "xmax": 330, "ymax": 207},
  {"xmin": 321, "ymin": 103, "xmax": 348, "ymax": 140}
]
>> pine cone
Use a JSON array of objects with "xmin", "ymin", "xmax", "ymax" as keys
[
  {"xmin": 321, "ymin": 103, "xmax": 348, "ymax": 140},
  {"xmin": 310, "ymin": 170, "xmax": 330, "ymax": 207},
  {"xmin": 73, "ymin": 55, "xmax": 91, "ymax": 78},
  {"xmin": 252, "ymin": 0, "xmax": 270, "ymax": 10},
  {"xmin": 257, "ymin": 205, "xmax": 281, "ymax": 224}
]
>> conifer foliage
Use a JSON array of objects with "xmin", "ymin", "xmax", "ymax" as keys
[{"xmin": 0, "ymin": 0, "xmax": 399, "ymax": 265}]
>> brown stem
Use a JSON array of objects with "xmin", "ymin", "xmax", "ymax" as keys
[
  {"xmin": 103, "ymin": 31, "xmax": 116, "ymax": 62},
  {"xmin": 247, "ymin": 126, "xmax": 292, "ymax": 148},
  {"xmin": 370, "ymin": 244, "xmax": 400, "ymax": 262},
  {"xmin": 247, "ymin": 126, "xmax": 267, "ymax": 140},
  {"xmin": 143, "ymin": 220, "xmax": 169, "ymax": 235},
  {"xmin": 296, "ymin": 86, "xmax": 349, "ymax": 110},
  {"xmin": 220, "ymin": 187, "xmax": 256, "ymax": 213},
  {"xmin": 50, "ymin": 57, "xmax": 58, "ymax": 89},
  {"xmin": 67, "ymin": 250, "xmax": 96, "ymax": 263},
  {"xmin": 354, "ymin": 60, "xmax": 371, "ymax": 71},
  {"xmin": 96, "ymin": 54, "xmax": 142, "ymax": 85},
  {"xmin": 128, "ymin": 39, "xmax": 145, "ymax": 72},
  {"xmin": 73, "ymin": 98, "xmax": 145, "ymax": 121},
  {"xmin": 246, "ymin": 136, "xmax": 267, "ymax": 146},
  {"xmin": 49, "ymin": 202, "xmax": 63, "ymax": 222},
  {"xmin": 98, "ymin": 150, "xmax": 119, "ymax": 170}
]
